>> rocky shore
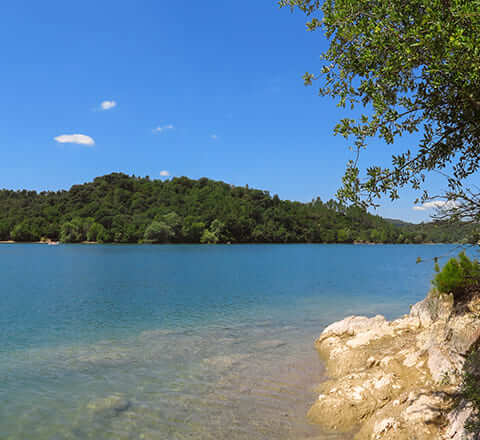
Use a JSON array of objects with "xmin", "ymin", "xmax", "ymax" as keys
[{"xmin": 309, "ymin": 292, "xmax": 480, "ymax": 439}]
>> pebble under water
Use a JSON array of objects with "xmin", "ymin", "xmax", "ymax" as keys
[{"xmin": 0, "ymin": 244, "xmax": 455, "ymax": 439}]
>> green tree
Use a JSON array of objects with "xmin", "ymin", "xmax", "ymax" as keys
[
  {"xmin": 144, "ymin": 221, "xmax": 172, "ymax": 243},
  {"xmin": 97, "ymin": 227, "xmax": 112, "ymax": 243},
  {"xmin": 87, "ymin": 222, "xmax": 107, "ymax": 242},
  {"xmin": 280, "ymin": 0, "xmax": 480, "ymax": 214},
  {"xmin": 210, "ymin": 219, "xmax": 227, "ymax": 242},
  {"xmin": 0, "ymin": 220, "xmax": 10, "ymax": 241},
  {"xmin": 11, "ymin": 221, "xmax": 40, "ymax": 242},
  {"xmin": 200, "ymin": 229, "xmax": 218, "ymax": 244},
  {"xmin": 337, "ymin": 228, "xmax": 353, "ymax": 243},
  {"xmin": 162, "ymin": 212, "xmax": 182, "ymax": 241},
  {"xmin": 60, "ymin": 218, "xmax": 84, "ymax": 243},
  {"xmin": 182, "ymin": 217, "xmax": 206, "ymax": 243},
  {"xmin": 252, "ymin": 224, "xmax": 268, "ymax": 242},
  {"xmin": 200, "ymin": 219, "xmax": 228, "ymax": 243},
  {"xmin": 433, "ymin": 252, "xmax": 480, "ymax": 302},
  {"xmin": 0, "ymin": 172, "xmax": 469, "ymax": 245}
]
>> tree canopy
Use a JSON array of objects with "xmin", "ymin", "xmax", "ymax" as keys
[
  {"xmin": 280, "ymin": 0, "xmax": 480, "ymax": 213},
  {"xmin": 0, "ymin": 173, "xmax": 470, "ymax": 244}
]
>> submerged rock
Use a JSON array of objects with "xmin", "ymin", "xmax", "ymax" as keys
[
  {"xmin": 256, "ymin": 339, "xmax": 288, "ymax": 350},
  {"xmin": 309, "ymin": 292, "xmax": 480, "ymax": 439},
  {"xmin": 86, "ymin": 393, "xmax": 132, "ymax": 417},
  {"xmin": 203, "ymin": 353, "xmax": 249, "ymax": 370}
]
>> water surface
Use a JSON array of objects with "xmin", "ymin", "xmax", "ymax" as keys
[{"xmin": 0, "ymin": 244, "xmax": 458, "ymax": 439}]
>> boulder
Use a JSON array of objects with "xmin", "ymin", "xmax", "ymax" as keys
[{"xmin": 308, "ymin": 291, "xmax": 480, "ymax": 440}]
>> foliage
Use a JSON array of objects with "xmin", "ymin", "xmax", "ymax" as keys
[
  {"xmin": 0, "ymin": 173, "xmax": 474, "ymax": 244},
  {"xmin": 0, "ymin": 220, "xmax": 10, "ymax": 241},
  {"xmin": 200, "ymin": 229, "xmax": 219, "ymax": 244},
  {"xmin": 144, "ymin": 221, "xmax": 172, "ymax": 243},
  {"xmin": 182, "ymin": 217, "xmax": 206, "ymax": 243},
  {"xmin": 209, "ymin": 219, "xmax": 227, "ymax": 242},
  {"xmin": 279, "ymin": 0, "xmax": 480, "ymax": 209},
  {"xmin": 11, "ymin": 221, "xmax": 41, "ymax": 242},
  {"xmin": 60, "ymin": 219, "xmax": 83, "ymax": 243},
  {"xmin": 432, "ymin": 252, "xmax": 480, "ymax": 302},
  {"xmin": 162, "ymin": 212, "xmax": 182, "ymax": 238},
  {"xmin": 87, "ymin": 223, "xmax": 107, "ymax": 243}
]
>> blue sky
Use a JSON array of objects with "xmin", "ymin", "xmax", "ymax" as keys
[{"xmin": 0, "ymin": 1, "xmax": 449, "ymax": 222}]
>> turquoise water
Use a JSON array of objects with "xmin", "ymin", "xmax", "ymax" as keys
[{"xmin": 0, "ymin": 244, "xmax": 459, "ymax": 439}]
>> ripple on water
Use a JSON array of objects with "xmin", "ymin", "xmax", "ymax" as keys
[
  {"xmin": 1, "ymin": 243, "xmax": 448, "ymax": 439},
  {"xmin": 0, "ymin": 324, "xmax": 351, "ymax": 440}
]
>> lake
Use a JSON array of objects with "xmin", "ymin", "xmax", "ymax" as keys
[{"xmin": 0, "ymin": 244, "xmax": 459, "ymax": 439}]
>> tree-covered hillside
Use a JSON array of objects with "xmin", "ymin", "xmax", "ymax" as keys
[{"xmin": 0, "ymin": 173, "xmax": 473, "ymax": 244}]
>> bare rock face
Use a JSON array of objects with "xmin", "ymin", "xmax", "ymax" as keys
[
  {"xmin": 444, "ymin": 402, "xmax": 476, "ymax": 440},
  {"xmin": 309, "ymin": 292, "xmax": 480, "ymax": 440}
]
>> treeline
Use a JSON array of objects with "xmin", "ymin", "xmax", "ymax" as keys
[{"xmin": 0, "ymin": 173, "xmax": 474, "ymax": 244}]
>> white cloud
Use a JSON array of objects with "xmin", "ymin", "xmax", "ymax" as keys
[
  {"xmin": 160, "ymin": 170, "xmax": 170, "ymax": 177},
  {"xmin": 100, "ymin": 100, "xmax": 117, "ymax": 111},
  {"xmin": 211, "ymin": 134, "xmax": 218, "ymax": 140},
  {"xmin": 54, "ymin": 134, "xmax": 95, "ymax": 146},
  {"xmin": 412, "ymin": 200, "xmax": 458, "ymax": 211},
  {"xmin": 153, "ymin": 124, "xmax": 174, "ymax": 133}
]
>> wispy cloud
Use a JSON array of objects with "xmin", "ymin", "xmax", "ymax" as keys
[
  {"xmin": 153, "ymin": 124, "xmax": 174, "ymax": 133},
  {"xmin": 412, "ymin": 200, "xmax": 458, "ymax": 211},
  {"xmin": 54, "ymin": 134, "xmax": 95, "ymax": 146},
  {"xmin": 100, "ymin": 100, "xmax": 117, "ymax": 111},
  {"xmin": 160, "ymin": 170, "xmax": 170, "ymax": 177},
  {"xmin": 210, "ymin": 134, "xmax": 218, "ymax": 140}
]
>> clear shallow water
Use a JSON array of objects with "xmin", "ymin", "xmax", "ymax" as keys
[{"xmin": 0, "ymin": 244, "xmax": 460, "ymax": 439}]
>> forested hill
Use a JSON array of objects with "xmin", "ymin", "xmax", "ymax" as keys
[{"xmin": 0, "ymin": 173, "xmax": 473, "ymax": 244}]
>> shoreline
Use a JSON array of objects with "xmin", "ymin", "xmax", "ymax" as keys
[
  {"xmin": 308, "ymin": 292, "xmax": 480, "ymax": 439},
  {"xmin": 1, "ymin": 243, "xmax": 461, "ymax": 438},
  {"xmin": 0, "ymin": 241, "xmax": 463, "ymax": 245}
]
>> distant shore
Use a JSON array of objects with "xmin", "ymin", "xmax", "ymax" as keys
[{"xmin": 0, "ymin": 240, "xmax": 460, "ymax": 245}]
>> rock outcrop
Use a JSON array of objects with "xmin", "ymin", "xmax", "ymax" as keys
[{"xmin": 309, "ymin": 292, "xmax": 480, "ymax": 439}]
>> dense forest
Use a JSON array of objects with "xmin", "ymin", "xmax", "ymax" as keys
[{"xmin": 0, "ymin": 173, "xmax": 475, "ymax": 244}]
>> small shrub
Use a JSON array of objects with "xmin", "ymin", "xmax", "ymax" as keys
[{"xmin": 432, "ymin": 252, "xmax": 480, "ymax": 302}]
